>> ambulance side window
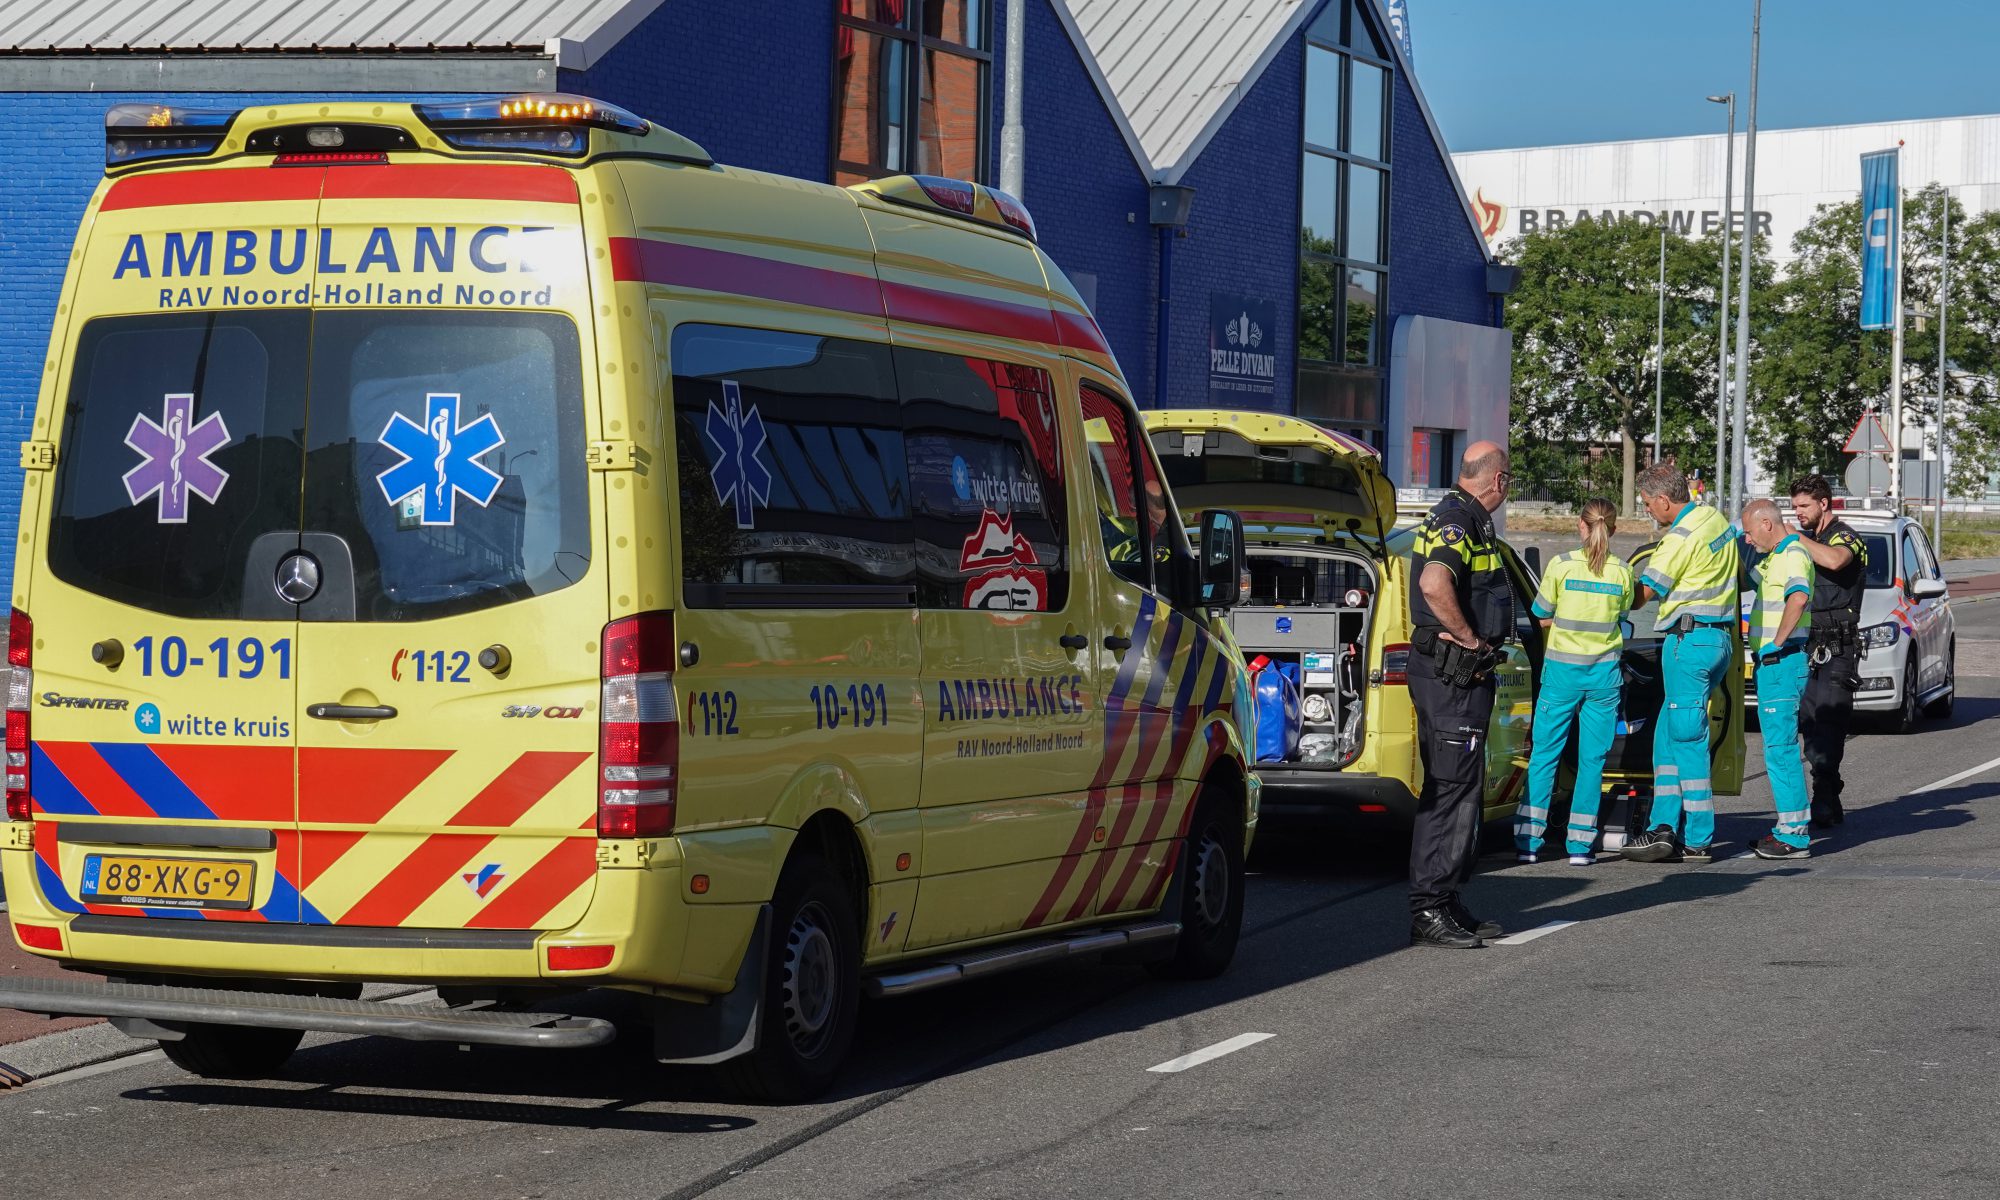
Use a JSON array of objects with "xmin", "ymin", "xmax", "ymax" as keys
[
  {"xmin": 48, "ymin": 312, "xmax": 308, "ymax": 619},
  {"xmin": 1080, "ymin": 384, "xmax": 1186, "ymax": 590},
  {"xmin": 897, "ymin": 349, "xmax": 1069, "ymax": 613},
  {"xmin": 672, "ymin": 325, "xmax": 913, "ymax": 605}
]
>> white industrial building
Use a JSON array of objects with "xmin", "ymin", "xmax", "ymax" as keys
[{"xmin": 1452, "ymin": 112, "xmax": 2000, "ymax": 260}]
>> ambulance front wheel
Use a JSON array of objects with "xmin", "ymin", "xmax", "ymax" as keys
[
  {"xmin": 717, "ymin": 851, "xmax": 861, "ymax": 1103},
  {"xmin": 159, "ymin": 1024, "xmax": 304, "ymax": 1079},
  {"xmin": 1148, "ymin": 790, "xmax": 1246, "ymax": 981}
]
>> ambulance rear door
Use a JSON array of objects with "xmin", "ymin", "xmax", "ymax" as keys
[
  {"xmin": 288, "ymin": 166, "xmax": 608, "ymax": 934},
  {"xmin": 23, "ymin": 165, "xmax": 325, "ymax": 924}
]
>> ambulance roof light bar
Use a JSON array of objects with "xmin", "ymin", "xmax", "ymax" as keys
[
  {"xmin": 412, "ymin": 93, "xmax": 660, "ymax": 159},
  {"xmin": 105, "ymin": 103, "xmax": 237, "ymax": 167}
]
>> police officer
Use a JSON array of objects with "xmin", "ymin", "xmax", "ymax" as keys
[
  {"xmin": 1622, "ymin": 462, "xmax": 1740, "ymax": 864},
  {"xmin": 1740, "ymin": 499, "xmax": 1816, "ymax": 858},
  {"xmin": 1788, "ymin": 474, "xmax": 1867, "ymax": 827},
  {"xmin": 1407, "ymin": 441, "xmax": 1515, "ymax": 949}
]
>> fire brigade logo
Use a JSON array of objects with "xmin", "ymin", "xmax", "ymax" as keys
[
  {"xmin": 1473, "ymin": 188, "xmax": 1508, "ymax": 241},
  {"xmin": 463, "ymin": 863, "xmax": 506, "ymax": 899},
  {"xmin": 124, "ymin": 393, "xmax": 231, "ymax": 523},
  {"xmin": 376, "ymin": 392, "xmax": 506, "ymax": 526}
]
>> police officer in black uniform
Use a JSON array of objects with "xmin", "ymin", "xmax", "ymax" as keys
[
  {"xmin": 1407, "ymin": 442, "xmax": 1515, "ymax": 949},
  {"xmin": 1789, "ymin": 474, "xmax": 1868, "ymax": 828}
]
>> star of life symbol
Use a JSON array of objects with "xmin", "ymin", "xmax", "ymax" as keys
[
  {"xmin": 123, "ymin": 393, "xmax": 231, "ymax": 523},
  {"xmin": 376, "ymin": 392, "xmax": 506, "ymax": 526},
  {"xmin": 704, "ymin": 380, "xmax": 774, "ymax": 529}
]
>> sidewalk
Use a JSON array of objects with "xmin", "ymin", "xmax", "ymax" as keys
[{"xmin": 1945, "ymin": 556, "xmax": 2000, "ymax": 601}]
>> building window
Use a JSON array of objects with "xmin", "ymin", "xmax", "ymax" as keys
[
  {"xmin": 1298, "ymin": 0, "xmax": 1393, "ymax": 433},
  {"xmin": 833, "ymin": 1, "xmax": 992, "ymax": 186}
]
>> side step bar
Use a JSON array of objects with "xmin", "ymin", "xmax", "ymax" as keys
[
  {"xmin": 865, "ymin": 919, "xmax": 1180, "ymax": 998},
  {"xmin": 0, "ymin": 977, "xmax": 614, "ymax": 1050}
]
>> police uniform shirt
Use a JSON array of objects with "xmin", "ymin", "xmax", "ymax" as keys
[
  {"xmin": 1409, "ymin": 488, "xmax": 1512, "ymax": 643},
  {"xmin": 1748, "ymin": 535, "xmax": 1815, "ymax": 654},
  {"xmin": 1801, "ymin": 518, "xmax": 1868, "ymax": 622},
  {"xmin": 1640, "ymin": 501, "xmax": 1740, "ymax": 631},
  {"xmin": 1530, "ymin": 551, "xmax": 1636, "ymax": 667}
]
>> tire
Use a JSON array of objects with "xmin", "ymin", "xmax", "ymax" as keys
[
  {"xmin": 1890, "ymin": 658, "xmax": 1920, "ymax": 734},
  {"xmin": 716, "ymin": 852, "xmax": 861, "ymax": 1104},
  {"xmin": 1924, "ymin": 642, "xmax": 1956, "ymax": 719},
  {"xmin": 159, "ymin": 1024, "xmax": 304, "ymax": 1079},
  {"xmin": 1147, "ymin": 791, "xmax": 1246, "ymax": 981}
]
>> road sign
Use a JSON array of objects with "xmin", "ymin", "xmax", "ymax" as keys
[
  {"xmin": 1843, "ymin": 411, "xmax": 1894, "ymax": 455},
  {"xmin": 1845, "ymin": 454, "xmax": 1892, "ymax": 498}
]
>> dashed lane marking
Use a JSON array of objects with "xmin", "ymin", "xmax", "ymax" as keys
[
  {"xmin": 1492, "ymin": 920, "xmax": 1578, "ymax": 945},
  {"xmin": 1146, "ymin": 1032, "xmax": 1275, "ymax": 1074}
]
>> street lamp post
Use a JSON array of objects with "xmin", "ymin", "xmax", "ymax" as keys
[
  {"xmin": 1730, "ymin": 0, "xmax": 1761, "ymax": 518},
  {"xmin": 1707, "ymin": 93, "xmax": 1736, "ymax": 510},
  {"xmin": 1653, "ymin": 225, "xmax": 1666, "ymax": 466}
]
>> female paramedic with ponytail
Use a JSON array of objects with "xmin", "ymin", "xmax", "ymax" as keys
[{"xmin": 1516, "ymin": 498, "xmax": 1636, "ymax": 865}]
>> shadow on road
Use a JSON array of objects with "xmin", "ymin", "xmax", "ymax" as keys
[{"xmin": 125, "ymin": 1078, "xmax": 756, "ymax": 1132}]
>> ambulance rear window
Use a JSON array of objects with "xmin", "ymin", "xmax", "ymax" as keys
[{"xmin": 48, "ymin": 312, "xmax": 308, "ymax": 619}]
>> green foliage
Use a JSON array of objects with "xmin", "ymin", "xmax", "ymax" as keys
[
  {"xmin": 1507, "ymin": 186, "xmax": 2000, "ymax": 506},
  {"xmin": 1499, "ymin": 216, "xmax": 1769, "ymax": 507}
]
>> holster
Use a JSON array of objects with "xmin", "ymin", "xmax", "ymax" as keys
[{"xmin": 1415, "ymin": 627, "xmax": 1497, "ymax": 690}]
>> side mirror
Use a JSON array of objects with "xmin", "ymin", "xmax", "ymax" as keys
[
  {"xmin": 1524, "ymin": 545, "xmax": 1543, "ymax": 576},
  {"xmin": 1911, "ymin": 577, "xmax": 1947, "ymax": 600},
  {"xmin": 1197, "ymin": 509, "xmax": 1247, "ymax": 609}
]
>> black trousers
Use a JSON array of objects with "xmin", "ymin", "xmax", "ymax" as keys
[
  {"xmin": 1408, "ymin": 650, "xmax": 1496, "ymax": 915},
  {"xmin": 1800, "ymin": 652, "xmax": 1858, "ymax": 804}
]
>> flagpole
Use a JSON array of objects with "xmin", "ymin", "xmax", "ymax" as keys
[
  {"xmin": 1936, "ymin": 195, "xmax": 1951, "ymax": 547},
  {"xmin": 1889, "ymin": 159, "xmax": 1905, "ymax": 509},
  {"xmin": 1729, "ymin": 0, "xmax": 1761, "ymax": 518}
]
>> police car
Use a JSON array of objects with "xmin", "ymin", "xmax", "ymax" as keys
[
  {"xmin": 0, "ymin": 96, "xmax": 1257, "ymax": 1101},
  {"xmin": 1740, "ymin": 511, "xmax": 1955, "ymax": 732}
]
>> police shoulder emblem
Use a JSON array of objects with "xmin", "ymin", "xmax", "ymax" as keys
[{"xmin": 1440, "ymin": 524, "xmax": 1467, "ymax": 546}]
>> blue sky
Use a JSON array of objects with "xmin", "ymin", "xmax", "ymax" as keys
[{"xmin": 1411, "ymin": 0, "xmax": 2000, "ymax": 151}]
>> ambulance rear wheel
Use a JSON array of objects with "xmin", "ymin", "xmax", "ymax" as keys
[
  {"xmin": 718, "ymin": 852, "xmax": 860, "ymax": 1103},
  {"xmin": 159, "ymin": 1024, "xmax": 304, "ymax": 1079},
  {"xmin": 1148, "ymin": 792, "xmax": 1245, "ymax": 980}
]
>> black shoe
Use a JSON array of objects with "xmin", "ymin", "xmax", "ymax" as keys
[
  {"xmin": 1619, "ymin": 824, "xmax": 1679, "ymax": 863},
  {"xmin": 1410, "ymin": 908, "xmax": 1483, "ymax": 948},
  {"xmin": 1449, "ymin": 898, "xmax": 1503, "ymax": 939},
  {"xmin": 1811, "ymin": 798, "xmax": 1846, "ymax": 828},
  {"xmin": 1678, "ymin": 843, "xmax": 1713, "ymax": 864},
  {"xmin": 1753, "ymin": 835, "xmax": 1810, "ymax": 860}
]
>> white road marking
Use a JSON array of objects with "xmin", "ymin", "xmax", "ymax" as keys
[
  {"xmin": 1493, "ymin": 920, "xmax": 1577, "ymax": 945},
  {"xmin": 1911, "ymin": 752, "xmax": 2000, "ymax": 796},
  {"xmin": 1146, "ymin": 1032, "xmax": 1275, "ymax": 1074}
]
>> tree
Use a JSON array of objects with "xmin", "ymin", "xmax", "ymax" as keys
[
  {"xmin": 1752, "ymin": 185, "xmax": 2000, "ymax": 498},
  {"xmin": 1501, "ymin": 217, "xmax": 1768, "ymax": 513}
]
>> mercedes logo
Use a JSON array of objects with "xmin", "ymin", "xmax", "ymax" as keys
[{"xmin": 275, "ymin": 552, "xmax": 321, "ymax": 605}]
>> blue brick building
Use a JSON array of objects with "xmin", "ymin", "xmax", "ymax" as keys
[{"xmin": 0, "ymin": 0, "xmax": 1507, "ymax": 588}]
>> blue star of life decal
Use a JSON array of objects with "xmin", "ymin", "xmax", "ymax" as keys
[
  {"xmin": 375, "ymin": 392, "xmax": 506, "ymax": 526},
  {"xmin": 703, "ymin": 380, "xmax": 774, "ymax": 529}
]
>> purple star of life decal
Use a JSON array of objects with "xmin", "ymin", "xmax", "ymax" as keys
[{"xmin": 123, "ymin": 393, "xmax": 231, "ymax": 524}]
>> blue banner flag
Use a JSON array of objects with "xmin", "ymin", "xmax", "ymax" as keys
[
  {"xmin": 1385, "ymin": 0, "xmax": 1414, "ymax": 59},
  {"xmin": 1859, "ymin": 149, "xmax": 1899, "ymax": 331}
]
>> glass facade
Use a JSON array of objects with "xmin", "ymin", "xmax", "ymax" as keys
[
  {"xmin": 833, "ymin": 1, "xmax": 992, "ymax": 186},
  {"xmin": 1298, "ymin": 0, "xmax": 1392, "ymax": 442}
]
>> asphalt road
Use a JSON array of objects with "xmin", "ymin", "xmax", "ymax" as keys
[{"xmin": 6, "ymin": 611, "xmax": 2000, "ymax": 1198}]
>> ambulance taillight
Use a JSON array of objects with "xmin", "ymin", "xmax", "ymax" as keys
[
  {"xmin": 597, "ymin": 613, "xmax": 678, "ymax": 838},
  {"xmin": 5, "ymin": 609, "xmax": 30, "ymax": 821},
  {"xmin": 1380, "ymin": 643, "xmax": 1411, "ymax": 687}
]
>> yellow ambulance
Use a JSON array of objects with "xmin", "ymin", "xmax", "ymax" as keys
[
  {"xmin": 1143, "ymin": 409, "xmax": 1743, "ymax": 833},
  {"xmin": 0, "ymin": 96, "xmax": 1256, "ymax": 1100}
]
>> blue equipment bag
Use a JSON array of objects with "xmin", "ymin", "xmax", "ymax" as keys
[{"xmin": 1252, "ymin": 660, "xmax": 1303, "ymax": 763}]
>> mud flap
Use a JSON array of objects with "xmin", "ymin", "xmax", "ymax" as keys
[{"xmin": 652, "ymin": 904, "xmax": 769, "ymax": 1066}]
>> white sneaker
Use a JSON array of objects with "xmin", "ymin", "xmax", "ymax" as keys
[
  {"xmin": 1517, "ymin": 852, "xmax": 1537, "ymax": 864},
  {"xmin": 1602, "ymin": 830, "xmax": 1626, "ymax": 851},
  {"xmin": 1568, "ymin": 854, "xmax": 1593, "ymax": 866}
]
